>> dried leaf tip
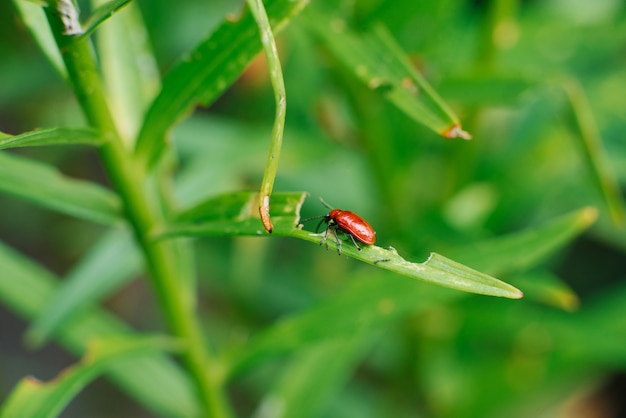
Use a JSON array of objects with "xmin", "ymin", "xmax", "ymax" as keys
[
  {"xmin": 259, "ymin": 195, "xmax": 273, "ymax": 233},
  {"xmin": 442, "ymin": 124, "xmax": 472, "ymax": 140}
]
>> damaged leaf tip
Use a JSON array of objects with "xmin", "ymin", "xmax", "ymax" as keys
[{"xmin": 442, "ymin": 124, "xmax": 472, "ymax": 140}]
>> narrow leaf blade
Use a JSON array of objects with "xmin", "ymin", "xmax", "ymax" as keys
[
  {"xmin": 12, "ymin": 0, "xmax": 66, "ymax": 77},
  {"xmin": 79, "ymin": 0, "xmax": 132, "ymax": 39},
  {"xmin": 0, "ymin": 127, "xmax": 104, "ymax": 150},
  {"xmin": 563, "ymin": 79, "xmax": 626, "ymax": 226},
  {"xmin": 305, "ymin": 10, "xmax": 469, "ymax": 139},
  {"xmin": 448, "ymin": 207, "xmax": 599, "ymax": 276},
  {"xmin": 513, "ymin": 272, "xmax": 579, "ymax": 311},
  {"xmin": 289, "ymin": 228, "xmax": 522, "ymax": 299},
  {"xmin": 161, "ymin": 192, "xmax": 521, "ymax": 299}
]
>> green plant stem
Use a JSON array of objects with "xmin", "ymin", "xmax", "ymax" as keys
[
  {"xmin": 248, "ymin": 0, "xmax": 287, "ymax": 233},
  {"xmin": 44, "ymin": 4, "xmax": 230, "ymax": 417}
]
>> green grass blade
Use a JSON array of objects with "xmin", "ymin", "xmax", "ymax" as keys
[
  {"xmin": 0, "ymin": 241, "xmax": 201, "ymax": 418},
  {"xmin": 11, "ymin": 0, "xmax": 66, "ymax": 77},
  {"xmin": 26, "ymin": 228, "xmax": 143, "ymax": 348},
  {"xmin": 0, "ymin": 152, "xmax": 121, "ymax": 224},
  {"xmin": 562, "ymin": 78, "xmax": 626, "ymax": 227},
  {"xmin": 160, "ymin": 192, "xmax": 521, "ymax": 298},
  {"xmin": 0, "ymin": 127, "xmax": 103, "ymax": 150},
  {"xmin": 304, "ymin": 9, "xmax": 470, "ymax": 139},
  {"xmin": 0, "ymin": 335, "xmax": 181, "ymax": 418},
  {"xmin": 447, "ymin": 207, "xmax": 599, "ymax": 276},
  {"xmin": 78, "ymin": 0, "xmax": 131, "ymax": 40},
  {"xmin": 134, "ymin": 0, "xmax": 309, "ymax": 169},
  {"xmin": 512, "ymin": 272, "xmax": 579, "ymax": 311}
]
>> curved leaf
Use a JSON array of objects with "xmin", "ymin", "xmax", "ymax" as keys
[
  {"xmin": 134, "ymin": 0, "xmax": 309, "ymax": 168},
  {"xmin": 304, "ymin": 8, "xmax": 470, "ymax": 139},
  {"xmin": 447, "ymin": 207, "xmax": 599, "ymax": 276}
]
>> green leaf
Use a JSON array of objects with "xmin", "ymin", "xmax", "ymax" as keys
[
  {"xmin": 0, "ymin": 241, "xmax": 201, "ymax": 418},
  {"xmin": 0, "ymin": 127, "xmax": 104, "ymax": 150},
  {"xmin": 562, "ymin": 79, "xmax": 626, "ymax": 226},
  {"xmin": 160, "ymin": 192, "xmax": 522, "ymax": 299},
  {"xmin": 134, "ymin": 0, "xmax": 309, "ymax": 168},
  {"xmin": 447, "ymin": 207, "xmax": 599, "ymax": 276},
  {"xmin": 304, "ymin": 10, "xmax": 470, "ymax": 139},
  {"xmin": 78, "ymin": 0, "xmax": 132, "ymax": 40},
  {"xmin": 12, "ymin": 0, "xmax": 66, "ymax": 77},
  {"xmin": 0, "ymin": 335, "xmax": 181, "ymax": 418},
  {"xmin": 512, "ymin": 272, "xmax": 579, "ymax": 311},
  {"xmin": 0, "ymin": 152, "xmax": 121, "ymax": 224},
  {"xmin": 26, "ymin": 228, "xmax": 143, "ymax": 348},
  {"xmin": 226, "ymin": 273, "xmax": 461, "ymax": 378}
]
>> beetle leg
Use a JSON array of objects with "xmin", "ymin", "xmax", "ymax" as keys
[
  {"xmin": 320, "ymin": 226, "xmax": 329, "ymax": 249},
  {"xmin": 331, "ymin": 226, "xmax": 342, "ymax": 255},
  {"xmin": 347, "ymin": 233, "xmax": 361, "ymax": 251}
]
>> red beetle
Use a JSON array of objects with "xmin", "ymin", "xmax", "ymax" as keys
[{"xmin": 302, "ymin": 199, "xmax": 376, "ymax": 255}]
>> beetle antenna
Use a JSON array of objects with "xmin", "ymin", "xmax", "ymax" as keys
[
  {"xmin": 301, "ymin": 214, "xmax": 326, "ymax": 224},
  {"xmin": 319, "ymin": 197, "xmax": 334, "ymax": 210}
]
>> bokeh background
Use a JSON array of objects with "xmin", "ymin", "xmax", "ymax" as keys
[{"xmin": 1, "ymin": 0, "xmax": 626, "ymax": 417}]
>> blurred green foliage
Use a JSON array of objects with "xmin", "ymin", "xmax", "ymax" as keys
[{"xmin": 1, "ymin": 0, "xmax": 626, "ymax": 417}]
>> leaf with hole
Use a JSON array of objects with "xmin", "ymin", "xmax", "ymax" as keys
[{"xmin": 160, "ymin": 192, "xmax": 522, "ymax": 299}]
